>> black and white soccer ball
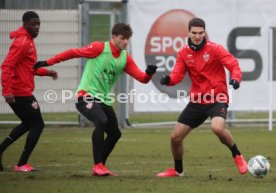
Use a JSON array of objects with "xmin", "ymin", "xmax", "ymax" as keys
[{"xmin": 247, "ymin": 155, "xmax": 270, "ymax": 178}]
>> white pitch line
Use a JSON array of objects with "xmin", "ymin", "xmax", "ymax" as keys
[{"xmin": 40, "ymin": 138, "xmax": 138, "ymax": 143}]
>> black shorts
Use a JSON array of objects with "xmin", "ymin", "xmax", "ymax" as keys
[
  {"xmin": 75, "ymin": 97, "xmax": 119, "ymax": 130},
  {"xmin": 9, "ymin": 96, "xmax": 43, "ymax": 121},
  {"xmin": 177, "ymin": 102, "xmax": 228, "ymax": 129}
]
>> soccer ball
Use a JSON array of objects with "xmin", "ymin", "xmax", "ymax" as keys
[{"xmin": 247, "ymin": 155, "xmax": 270, "ymax": 178}]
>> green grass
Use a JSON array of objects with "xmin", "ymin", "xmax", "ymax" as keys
[
  {"xmin": 128, "ymin": 111, "xmax": 276, "ymax": 123},
  {"xmin": 0, "ymin": 111, "xmax": 274, "ymax": 125},
  {"xmin": 0, "ymin": 127, "xmax": 275, "ymax": 193},
  {"xmin": 129, "ymin": 112, "xmax": 179, "ymax": 123},
  {"xmin": 0, "ymin": 112, "xmax": 78, "ymax": 122}
]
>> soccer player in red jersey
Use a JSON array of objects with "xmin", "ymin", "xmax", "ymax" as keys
[
  {"xmin": 0, "ymin": 11, "xmax": 58, "ymax": 172},
  {"xmin": 34, "ymin": 23, "xmax": 157, "ymax": 176},
  {"xmin": 157, "ymin": 18, "xmax": 247, "ymax": 177}
]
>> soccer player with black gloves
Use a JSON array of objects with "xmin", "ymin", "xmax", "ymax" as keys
[
  {"xmin": 33, "ymin": 23, "xmax": 157, "ymax": 177},
  {"xmin": 35, "ymin": 60, "xmax": 157, "ymax": 76},
  {"xmin": 157, "ymin": 18, "xmax": 247, "ymax": 177},
  {"xmin": 229, "ymin": 79, "xmax": 240, "ymax": 89}
]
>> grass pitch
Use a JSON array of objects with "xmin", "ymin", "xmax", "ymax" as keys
[{"xmin": 0, "ymin": 126, "xmax": 275, "ymax": 193}]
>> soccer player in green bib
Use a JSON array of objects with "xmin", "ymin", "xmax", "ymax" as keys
[{"xmin": 34, "ymin": 23, "xmax": 157, "ymax": 176}]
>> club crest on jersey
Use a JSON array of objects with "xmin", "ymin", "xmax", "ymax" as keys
[
  {"xmin": 203, "ymin": 52, "xmax": 210, "ymax": 62},
  {"xmin": 31, "ymin": 101, "xmax": 38, "ymax": 109}
]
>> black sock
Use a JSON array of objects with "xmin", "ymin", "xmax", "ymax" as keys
[
  {"xmin": 0, "ymin": 123, "xmax": 30, "ymax": 155},
  {"xmin": 17, "ymin": 122, "xmax": 44, "ymax": 166},
  {"xmin": 230, "ymin": 143, "xmax": 241, "ymax": 158},
  {"xmin": 0, "ymin": 136, "xmax": 14, "ymax": 154},
  {"xmin": 174, "ymin": 159, "xmax": 183, "ymax": 173}
]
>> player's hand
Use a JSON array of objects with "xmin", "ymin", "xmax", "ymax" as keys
[
  {"xmin": 145, "ymin": 64, "xmax": 158, "ymax": 76},
  {"xmin": 160, "ymin": 75, "xmax": 170, "ymax": 85},
  {"xmin": 4, "ymin": 94, "xmax": 15, "ymax": 104},
  {"xmin": 47, "ymin": 70, "xmax": 58, "ymax": 80},
  {"xmin": 33, "ymin": 61, "xmax": 49, "ymax": 69},
  {"xmin": 229, "ymin": 79, "xmax": 240, "ymax": 90}
]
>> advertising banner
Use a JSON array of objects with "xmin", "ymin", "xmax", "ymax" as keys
[{"xmin": 129, "ymin": 0, "xmax": 276, "ymax": 112}]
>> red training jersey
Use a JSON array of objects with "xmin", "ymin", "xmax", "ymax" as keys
[
  {"xmin": 168, "ymin": 40, "xmax": 242, "ymax": 104},
  {"xmin": 1, "ymin": 26, "xmax": 49, "ymax": 96},
  {"xmin": 46, "ymin": 41, "xmax": 151, "ymax": 84}
]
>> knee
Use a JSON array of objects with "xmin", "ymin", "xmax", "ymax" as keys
[
  {"xmin": 41, "ymin": 120, "xmax": 45, "ymax": 129},
  {"xmin": 110, "ymin": 129, "xmax": 121, "ymax": 141},
  {"xmin": 170, "ymin": 123, "xmax": 190, "ymax": 144},
  {"xmin": 31, "ymin": 119, "xmax": 45, "ymax": 132},
  {"xmin": 114, "ymin": 129, "xmax": 121, "ymax": 140},
  {"xmin": 37, "ymin": 120, "xmax": 45, "ymax": 130},
  {"xmin": 171, "ymin": 131, "xmax": 183, "ymax": 144},
  {"xmin": 211, "ymin": 126, "xmax": 224, "ymax": 136}
]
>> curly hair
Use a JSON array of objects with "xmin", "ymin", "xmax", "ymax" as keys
[{"xmin": 112, "ymin": 23, "xmax": 133, "ymax": 39}]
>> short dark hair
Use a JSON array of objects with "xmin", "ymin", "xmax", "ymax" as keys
[
  {"xmin": 112, "ymin": 23, "xmax": 133, "ymax": 39},
  {"xmin": 188, "ymin": 18, "xmax": 205, "ymax": 31},
  {"xmin": 22, "ymin": 11, "xmax": 39, "ymax": 23}
]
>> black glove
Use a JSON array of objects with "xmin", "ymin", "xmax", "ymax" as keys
[
  {"xmin": 229, "ymin": 79, "xmax": 240, "ymax": 90},
  {"xmin": 160, "ymin": 75, "xmax": 170, "ymax": 85},
  {"xmin": 145, "ymin": 64, "xmax": 158, "ymax": 76},
  {"xmin": 33, "ymin": 61, "xmax": 49, "ymax": 69}
]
